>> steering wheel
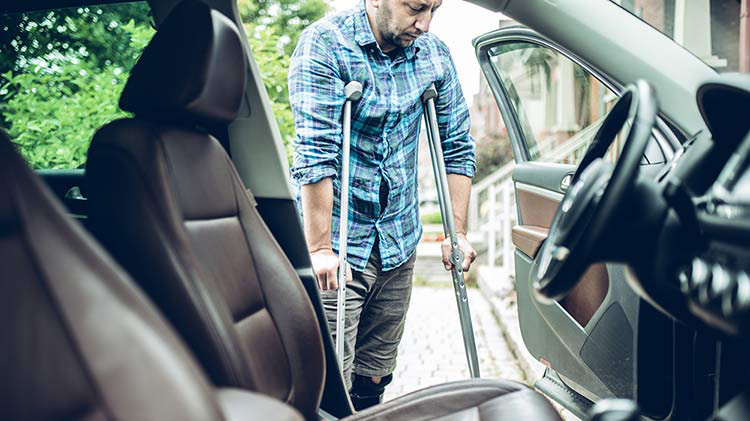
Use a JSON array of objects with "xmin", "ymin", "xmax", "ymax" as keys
[{"xmin": 532, "ymin": 80, "xmax": 658, "ymax": 302}]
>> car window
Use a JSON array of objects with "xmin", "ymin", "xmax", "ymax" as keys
[
  {"xmin": 610, "ymin": 0, "xmax": 748, "ymax": 73},
  {"xmin": 0, "ymin": 2, "xmax": 154, "ymax": 170},
  {"xmin": 488, "ymin": 42, "xmax": 621, "ymax": 164}
]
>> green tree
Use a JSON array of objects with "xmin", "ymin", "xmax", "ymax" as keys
[
  {"xmin": 0, "ymin": 4, "xmax": 152, "ymax": 74},
  {"xmin": 238, "ymin": 0, "xmax": 329, "ymax": 162},
  {"xmin": 1, "ymin": 0, "xmax": 326, "ymax": 169},
  {"xmin": 238, "ymin": 0, "xmax": 329, "ymax": 55},
  {"xmin": 0, "ymin": 4, "xmax": 154, "ymax": 169}
]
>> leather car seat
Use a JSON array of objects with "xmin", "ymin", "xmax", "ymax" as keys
[
  {"xmin": 85, "ymin": 0, "xmax": 563, "ymax": 420},
  {"xmin": 0, "ymin": 129, "xmax": 302, "ymax": 420}
]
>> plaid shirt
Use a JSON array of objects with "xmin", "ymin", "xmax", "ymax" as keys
[{"xmin": 288, "ymin": 0, "xmax": 475, "ymax": 272}]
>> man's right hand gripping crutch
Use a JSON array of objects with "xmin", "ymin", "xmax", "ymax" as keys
[{"xmin": 336, "ymin": 81, "xmax": 363, "ymax": 368}]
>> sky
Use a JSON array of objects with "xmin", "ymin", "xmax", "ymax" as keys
[{"xmin": 328, "ymin": 0, "xmax": 507, "ymax": 106}]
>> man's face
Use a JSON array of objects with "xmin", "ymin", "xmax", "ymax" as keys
[{"xmin": 375, "ymin": 0, "xmax": 442, "ymax": 49}]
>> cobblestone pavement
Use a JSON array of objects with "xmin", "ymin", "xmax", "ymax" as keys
[
  {"xmin": 383, "ymin": 286, "xmax": 580, "ymax": 420},
  {"xmin": 383, "ymin": 287, "xmax": 525, "ymax": 401}
]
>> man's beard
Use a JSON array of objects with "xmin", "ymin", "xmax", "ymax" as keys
[{"xmin": 376, "ymin": 1, "xmax": 413, "ymax": 48}]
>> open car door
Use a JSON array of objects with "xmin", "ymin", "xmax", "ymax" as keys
[{"xmin": 473, "ymin": 27, "xmax": 677, "ymax": 419}]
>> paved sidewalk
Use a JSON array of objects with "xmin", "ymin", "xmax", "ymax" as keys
[
  {"xmin": 383, "ymin": 285, "xmax": 580, "ymax": 420},
  {"xmin": 384, "ymin": 287, "xmax": 525, "ymax": 401}
]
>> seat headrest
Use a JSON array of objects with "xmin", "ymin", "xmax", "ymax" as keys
[{"xmin": 120, "ymin": 0, "xmax": 246, "ymax": 126}]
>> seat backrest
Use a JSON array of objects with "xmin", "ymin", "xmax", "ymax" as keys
[
  {"xmin": 85, "ymin": 1, "xmax": 326, "ymax": 419},
  {"xmin": 0, "ymin": 128, "xmax": 222, "ymax": 420}
]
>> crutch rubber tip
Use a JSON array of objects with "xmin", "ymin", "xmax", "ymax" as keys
[
  {"xmin": 421, "ymin": 83, "xmax": 437, "ymax": 102},
  {"xmin": 345, "ymin": 81, "xmax": 363, "ymax": 101}
]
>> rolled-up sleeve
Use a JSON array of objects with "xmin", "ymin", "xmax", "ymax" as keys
[
  {"xmin": 434, "ymin": 42, "xmax": 476, "ymax": 178},
  {"xmin": 288, "ymin": 28, "xmax": 346, "ymax": 185}
]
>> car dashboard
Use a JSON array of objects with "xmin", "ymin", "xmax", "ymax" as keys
[
  {"xmin": 684, "ymin": 131, "xmax": 750, "ymax": 337},
  {"xmin": 657, "ymin": 74, "xmax": 750, "ymax": 421}
]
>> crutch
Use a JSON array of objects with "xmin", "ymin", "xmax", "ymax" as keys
[
  {"xmin": 421, "ymin": 83, "xmax": 481, "ymax": 378},
  {"xmin": 337, "ymin": 81, "xmax": 363, "ymax": 368}
]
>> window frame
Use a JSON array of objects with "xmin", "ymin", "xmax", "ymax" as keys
[{"xmin": 474, "ymin": 26, "xmax": 680, "ymax": 165}]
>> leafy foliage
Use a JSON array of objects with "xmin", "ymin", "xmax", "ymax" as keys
[
  {"xmin": 0, "ymin": 0, "xmax": 327, "ymax": 169},
  {"xmin": 1, "ymin": 63, "xmax": 128, "ymax": 169},
  {"xmin": 0, "ymin": 4, "xmax": 152, "ymax": 74},
  {"xmin": 247, "ymin": 27, "xmax": 297, "ymax": 162},
  {"xmin": 239, "ymin": 0, "xmax": 329, "ymax": 56},
  {"xmin": 239, "ymin": 0, "xmax": 329, "ymax": 163},
  {"xmin": 0, "ymin": 4, "xmax": 154, "ymax": 169}
]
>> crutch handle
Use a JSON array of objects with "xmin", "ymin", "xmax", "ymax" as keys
[
  {"xmin": 345, "ymin": 81, "xmax": 363, "ymax": 101},
  {"xmin": 421, "ymin": 83, "xmax": 437, "ymax": 102}
]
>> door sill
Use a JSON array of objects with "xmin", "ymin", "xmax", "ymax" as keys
[{"xmin": 535, "ymin": 368, "xmax": 594, "ymax": 420}]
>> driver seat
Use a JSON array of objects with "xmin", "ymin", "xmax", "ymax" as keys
[{"xmin": 85, "ymin": 0, "xmax": 563, "ymax": 420}]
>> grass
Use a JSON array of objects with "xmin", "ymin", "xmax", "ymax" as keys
[{"xmin": 420, "ymin": 211, "xmax": 442, "ymax": 225}]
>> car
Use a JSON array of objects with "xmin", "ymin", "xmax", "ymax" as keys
[{"xmin": 1, "ymin": 0, "xmax": 749, "ymax": 420}]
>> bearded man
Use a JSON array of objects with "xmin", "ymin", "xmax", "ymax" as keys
[{"xmin": 288, "ymin": 0, "xmax": 477, "ymax": 409}]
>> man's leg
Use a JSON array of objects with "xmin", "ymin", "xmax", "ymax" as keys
[
  {"xmin": 319, "ymin": 254, "xmax": 379, "ymax": 391},
  {"xmin": 350, "ymin": 252, "xmax": 416, "ymax": 410}
]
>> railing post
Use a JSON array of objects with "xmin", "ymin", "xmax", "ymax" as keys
[
  {"xmin": 487, "ymin": 183, "xmax": 497, "ymax": 268},
  {"xmin": 468, "ymin": 190, "xmax": 478, "ymax": 234}
]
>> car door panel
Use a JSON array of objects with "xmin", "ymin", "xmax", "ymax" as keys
[
  {"xmin": 474, "ymin": 27, "xmax": 677, "ymax": 407},
  {"xmin": 511, "ymin": 160, "xmax": 626, "ymax": 400},
  {"xmin": 512, "ymin": 163, "xmax": 611, "ymax": 330}
]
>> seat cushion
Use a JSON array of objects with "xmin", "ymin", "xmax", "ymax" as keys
[
  {"xmin": 345, "ymin": 379, "xmax": 562, "ymax": 421},
  {"xmin": 216, "ymin": 389, "xmax": 302, "ymax": 421}
]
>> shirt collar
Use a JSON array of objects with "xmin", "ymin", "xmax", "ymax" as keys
[{"xmin": 353, "ymin": 0, "xmax": 421, "ymax": 59}]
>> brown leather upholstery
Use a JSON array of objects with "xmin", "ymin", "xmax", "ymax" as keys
[
  {"xmin": 515, "ymin": 186, "xmax": 560, "ymax": 228},
  {"xmin": 87, "ymin": 119, "xmax": 326, "ymax": 419},
  {"xmin": 0, "ymin": 129, "xmax": 302, "ymax": 421},
  {"xmin": 512, "ymin": 225, "xmax": 549, "ymax": 258},
  {"xmin": 560, "ymin": 263, "xmax": 610, "ymax": 328},
  {"xmin": 86, "ymin": 1, "xmax": 562, "ymax": 420}
]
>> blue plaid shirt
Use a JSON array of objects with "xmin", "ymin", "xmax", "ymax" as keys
[{"xmin": 288, "ymin": 0, "xmax": 475, "ymax": 272}]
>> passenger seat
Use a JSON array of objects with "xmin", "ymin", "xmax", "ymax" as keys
[
  {"xmin": 0, "ymin": 129, "xmax": 302, "ymax": 420},
  {"xmin": 85, "ymin": 0, "xmax": 563, "ymax": 420}
]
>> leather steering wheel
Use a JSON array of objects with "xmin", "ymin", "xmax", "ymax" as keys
[{"xmin": 532, "ymin": 80, "xmax": 658, "ymax": 302}]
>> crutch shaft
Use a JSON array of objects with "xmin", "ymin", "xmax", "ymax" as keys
[
  {"xmin": 336, "ymin": 81, "xmax": 363, "ymax": 369},
  {"xmin": 422, "ymin": 83, "xmax": 481, "ymax": 378},
  {"xmin": 336, "ymin": 99, "xmax": 352, "ymax": 364}
]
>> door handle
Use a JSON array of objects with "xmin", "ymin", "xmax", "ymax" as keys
[
  {"xmin": 560, "ymin": 173, "xmax": 574, "ymax": 191},
  {"xmin": 65, "ymin": 186, "xmax": 86, "ymax": 201}
]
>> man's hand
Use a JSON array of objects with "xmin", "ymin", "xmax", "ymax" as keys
[
  {"xmin": 441, "ymin": 233, "xmax": 477, "ymax": 272},
  {"xmin": 310, "ymin": 248, "xmax": 353, "ymax": 290}
]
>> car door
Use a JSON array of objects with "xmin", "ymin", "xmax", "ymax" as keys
[{"xmin": 473, "ymin": 26, "xmax": 677, "ymax": 418}]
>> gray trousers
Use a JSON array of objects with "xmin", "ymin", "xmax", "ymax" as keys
[{"xmin": 321, "ymin": 245, "xmax": 416, "ymax": 391}]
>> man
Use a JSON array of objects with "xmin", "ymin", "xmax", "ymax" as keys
[{"xmin": 288, "ymin": 0, "xmax": 477, "ymax": 410}]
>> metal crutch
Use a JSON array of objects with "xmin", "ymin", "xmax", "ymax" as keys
[
  {"xmin": 421, "ymin": 83, "xmax": 481, "ymax": 378},
  {"xmin": 337, "ymin": 81, "xmax": 363, "ymax": 368}
]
